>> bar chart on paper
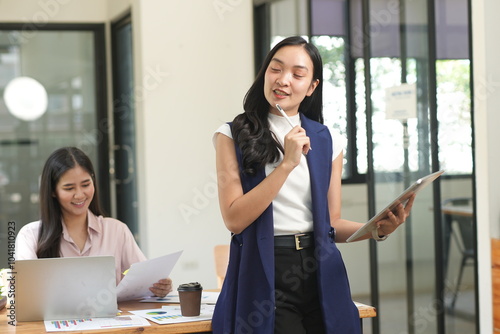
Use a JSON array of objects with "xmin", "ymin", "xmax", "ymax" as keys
[
  {"xmin": 150, "ymin": 313, "xmax": 183, "ymax": 321},
  {"xmin": 49, "ymin": 319, "xmax": 93, "ymax": 329},
  {"xmin": 44, "ymin": 316, "xmax": 150, "ymax": 332},
  {"xmin": 130, "ymin": 305, "xmax": 215, "ymax": 325}
]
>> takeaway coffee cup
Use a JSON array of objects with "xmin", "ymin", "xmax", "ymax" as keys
[{"xmin": 177, "ymin": 282, "xmax": 203, "ymax": 316}]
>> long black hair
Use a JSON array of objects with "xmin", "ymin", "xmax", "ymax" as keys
[
  {"xmin": 36, "ymin": 147, "xmax": 104, "ymax": 258},
  {"xmin": 232, "ymin": 36, "xmax": 324, "ymax": 175}
]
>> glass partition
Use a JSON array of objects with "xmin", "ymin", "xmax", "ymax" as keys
[
  {"xmin": 253, "ymin": 0, "xmax": 476, "ymax": 332},
  {"xmin": 0, "ymin": 26, "xmax": 107, "ymax": 268},
  {"xmin": 365, "ymin": 0, "xmax": 476, "ymax": 333}
]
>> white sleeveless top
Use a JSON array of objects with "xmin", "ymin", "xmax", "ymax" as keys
[{"xmin": 213, "ymin": 113, "xmax": 346, "ymax": 235}]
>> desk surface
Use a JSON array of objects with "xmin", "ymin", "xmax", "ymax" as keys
[
  {"xmin": 1, "ymin": 299, "xmax": 376, "ymax": 333},
  {"xmin": 442, "ymin": 205, "xmax": 473, "ymax": 217}
]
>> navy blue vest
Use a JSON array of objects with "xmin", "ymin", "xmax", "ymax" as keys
[{"xmin": 212, "ymin": 114, "xmax": 361, "ymax": 334}]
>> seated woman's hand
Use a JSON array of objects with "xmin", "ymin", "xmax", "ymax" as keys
[{"xmin": 149, "ymin": 277, "xmax": 173, "ymax": 298}]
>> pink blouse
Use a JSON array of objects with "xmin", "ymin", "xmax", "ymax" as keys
[{"xmin": 15, "ymin": 210, "xmax": 146, "ymax": 285}]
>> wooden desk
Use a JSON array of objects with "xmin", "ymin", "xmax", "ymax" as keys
[
  {"xmin": 442, "ymin": 204, "xmax": 474, "ymax": 272},
  {"xmin": 1, "ymin": 300, "xmax": 376, "ymax": 333},
  {"xmin": 442, "ymin": 203, "xmax": 474, "ymax": 311},
  {"xmin": 356, "ymin": 301, "xmax": 377, "ymax": 319},
  {"xmin": 0, "ymin": 300, "xmax": 211, "ymax": 334},
  {"xmin": 442, "ymin": 205, "xmax": 473, "ymax": 218}
]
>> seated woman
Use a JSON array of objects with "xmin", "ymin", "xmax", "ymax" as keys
[{"xmin": 15, "ymin": 146, "xmax": 171, "ymax": 298}]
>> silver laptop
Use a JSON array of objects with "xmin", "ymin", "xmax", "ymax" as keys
[{"xmin": 14, "ymin": 256, "xmax": 118, "ymax": 321}]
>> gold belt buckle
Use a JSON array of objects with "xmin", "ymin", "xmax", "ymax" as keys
[{"xmin": 294, "ymin": 233, "xmax": 306, "ymax": 250}]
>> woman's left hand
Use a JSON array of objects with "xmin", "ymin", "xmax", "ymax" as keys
[
  {"xmin": 149, "ymin": 277, "xmax": 173, "ymax": 298},
  {"xmin": 376, "ymin": 193, "xmax": 416, "ymax": 237}
]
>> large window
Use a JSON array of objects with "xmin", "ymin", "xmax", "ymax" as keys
[
  {"xmin": 0, "ymin": 25, "xmax": 108, "ymax": 268},
  {"xmin": 436, "ymin": 60, "xmax": 472, "ymax": 175},
  {"xmin": 255, "ymin": 0, "xmax": 473, "ymax": 181},
  {"xmin": 254, "ymin": 1, "xmax": 476, "ymax": 334}
]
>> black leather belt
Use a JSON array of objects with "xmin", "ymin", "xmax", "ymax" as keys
[{"xmin": 274, "ymin": 233, "xmax": 314, "ymax": 250}]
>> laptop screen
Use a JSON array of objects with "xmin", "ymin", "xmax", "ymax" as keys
[{"xmin": 14, "ymin": 256, "xmax": 117, "ymax": 321}]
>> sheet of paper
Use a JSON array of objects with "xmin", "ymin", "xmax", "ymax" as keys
[
  {"xmin": 117, "ymin": 250, "xmax": 183, "ymax": 301},
  {"xmin": 385, "ymin": 83, "xmax": 417, "ymax": 120},
  {"xmin": 44, "ymin": 315, "xmax": 150, "ymax": 332},
  {"xmin": 130, "ymin": 305, "xmax": 215, "ymax": 325},
  {"xmin": 140, "ymin": 291, "xmax": 220, "ymax": 304}
]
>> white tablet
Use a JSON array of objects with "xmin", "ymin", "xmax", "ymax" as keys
[{"xmin": 346, "ymin": 170, "xmax": 445, "ymax": 243}]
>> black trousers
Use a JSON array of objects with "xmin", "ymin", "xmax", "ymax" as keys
[{"xmin": 274, "ymin": 246, "xmax": 326, "ymax": 334}]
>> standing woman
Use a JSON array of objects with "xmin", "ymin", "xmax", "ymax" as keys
[
  {"xmin": 15, "ymin": 147, "xmax": 171, "ymax": 297},
  {"xmin": 212, "ymin": 36, "xmax": 414, "ymax": 333}
]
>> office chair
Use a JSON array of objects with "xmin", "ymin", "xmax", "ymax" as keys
[
  {"xmin": 442, "ymin": 197, "xmax": 474, "ymax": 311},
  {"xmin": 213, "ymin": 245, "xmax": 230, "ymax": 289}
]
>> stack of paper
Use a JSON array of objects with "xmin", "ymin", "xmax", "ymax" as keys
[
  {"xmin": 130, "ymin": 305, "xmax": 215, "ymax": 325},
  {"xmin": 44, "ymin": 316, "xmax": 150, "ymax": 332},
  {"xmin": 140, "ymin": 291, "xmax": 220, "ymax": 304}
]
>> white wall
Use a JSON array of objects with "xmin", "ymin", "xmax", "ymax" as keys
[
  {"xmin": 472, "ymin": 0, "xmax": 500, "ymax": 331},
  {"xmin": 130, "ymin": 0, "xmax": 254, "ymax": 288},
  {"xmin": 107, "ymin": 0, "xmax": 131, "ymax": 20},
  {"xmin": 0, "ymin": 0, "xmax": 108, "ymax": 22}
]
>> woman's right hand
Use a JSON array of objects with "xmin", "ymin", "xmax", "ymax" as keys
[
  {"xmin": 282, "ymin": 126, "xmax": 310, "ymax": 168},
  {"xmin": 216, "ymin": 132, "xmax": 300, "ymax": 234},
  {"xmin": 149, "ymin": 277, "xmax": 173, "ymax": 298}
]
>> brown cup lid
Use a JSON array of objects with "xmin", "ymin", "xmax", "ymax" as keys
[{"xmin": 177, "ymin": 282, "xmax": 203, "ymax": 291}]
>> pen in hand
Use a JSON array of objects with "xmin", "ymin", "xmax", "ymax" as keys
[
  {"xmin": 276, "ymin": 104, "xmax": 312, "ymax": 152},
  {"xmin": 276, "ymin": 104, "xmax": 296, "ymax": 128}
]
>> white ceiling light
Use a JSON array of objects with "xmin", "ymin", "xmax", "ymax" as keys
[{"xmin": 3, "ymin": 76, "xmax": 48, "ymax": 121}]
